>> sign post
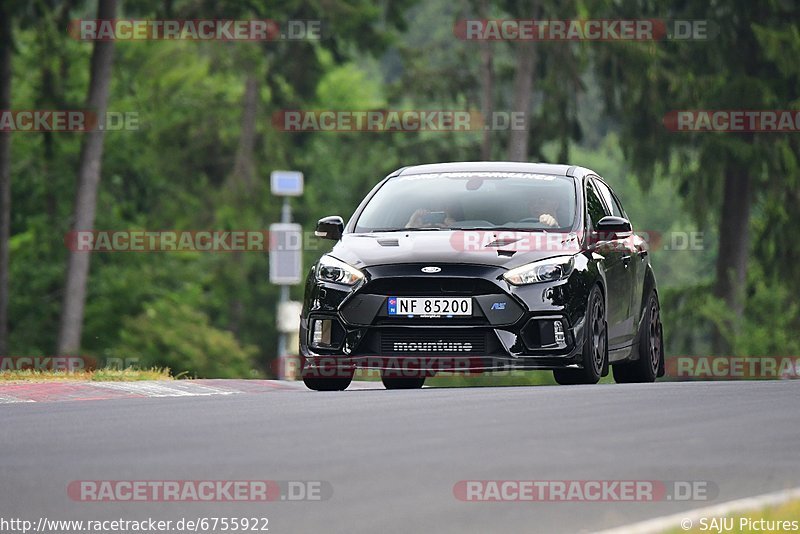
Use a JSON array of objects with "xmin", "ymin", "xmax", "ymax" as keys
[{"xmin": 269, "ymin": 171, "xmax": 304, "ymax": 379}]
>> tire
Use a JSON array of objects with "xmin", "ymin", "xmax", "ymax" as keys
[
  {"xmin": 302, "ymin": 369, "xmax": 353, "ymax": 391},
  {"xmin": 613, "ymin": 291, "xmax": 663, "ymax": 383},
  {"xmin": 553, "ymin": 285, "xmax": 608, "ymax": 385},
  {"xmin": 381, "ymin": 372, "xmax": 426, "ymax": 390}
]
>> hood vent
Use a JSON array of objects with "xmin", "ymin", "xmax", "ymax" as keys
[{"xmin": 484, "ymin": 237, "xmax": 521, "ymax": 248}]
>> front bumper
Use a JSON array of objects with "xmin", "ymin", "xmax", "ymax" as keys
[{"xmin": 300, "ymin": 263, "xmax": 591, "ymax": 373}]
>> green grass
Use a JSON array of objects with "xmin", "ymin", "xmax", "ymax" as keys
[
  {"xmin": 0, "ymin": 367, "xmax": 173, "ymax": 382},
  {"xmin": 665, "ymin": 498, "xmax": 800, "ymax": 533}
]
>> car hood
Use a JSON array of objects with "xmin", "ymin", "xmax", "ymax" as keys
[{"xmin": 329, "ymin": 230, "xmax": 582, "ymax": 270}]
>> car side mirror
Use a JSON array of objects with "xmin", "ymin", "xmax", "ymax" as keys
[
  {"xmin": 315, "ymin": 216, "xmax": 344, "ymax": 240},
  {"xmin": 595, "ymin": 216, "xmax": 632, "ymax": 240}
]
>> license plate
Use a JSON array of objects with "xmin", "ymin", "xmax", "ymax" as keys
[{"xmin": 387, "ymin": 297, "xmax": 472, "ymax": 317}]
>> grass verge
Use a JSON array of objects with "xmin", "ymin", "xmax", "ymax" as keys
[{"xmin": 0, "ymin": 367, "xmax": 173, "ymax": 382}]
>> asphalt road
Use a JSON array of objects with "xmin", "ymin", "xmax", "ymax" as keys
[{"xmin": 1, "ymin": 380, "xmax": 799, "ymax": 534}]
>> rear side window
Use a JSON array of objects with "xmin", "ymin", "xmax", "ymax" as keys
[
  {"xmin": 585, "ymin": 180, "xmax": 609, "ymax": 229},
  {"xmin": 594, "ymin": 179, "xmax": 625, "ymax": 218}
]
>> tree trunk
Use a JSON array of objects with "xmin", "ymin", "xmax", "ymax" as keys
[
  {"xmin": 226, "ymin": 74, "xmax": 259, "ymax": 336},
  {"xmin": 506, "ymin": 43, "xmax": 536, "ymax": 161},
  {"xmin": 506, "ymin": 0, "xmax": 541, "ymax": 161},
  {"xmin": 712, "ymin": 165, "xmax": 752, "ymax": 353},
  {"xmin": 230, "ymin": 75, "xmax": 258, "ymax": 192},
  {"xmin": 57, "ymin": 0, "xmax": 118, "ymax": 355},
  {"xmin": 0, "ymin": 3, "xmax": 12, "ymax": 355},
  {"xmin": 478, "ymin": 0, "xmax": 493, "ymax": 160}
]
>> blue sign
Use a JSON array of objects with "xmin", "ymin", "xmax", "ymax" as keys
[{"xmin": 270, "ymin": 170, "xmax": 304, "ymax": 196}]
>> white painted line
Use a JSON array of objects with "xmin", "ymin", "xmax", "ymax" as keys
[
  {"xmin": 594, "ymin": 486, "xmax": 800, "ymax": 534},
  {"xmin": 92, "ymin": 381, "xmax": 238, "ymax": 397},
  {"xmin": 348, "ymin": 380, "xmax": 384, "ymax": 390},
  {"xmin": 267, "ymin": 380, "xmax": 384, "ymax": 391},
  {"xmin": 0, "ymin": 392, "xmax": 35, "ymax": 404},
  {"xmin": 157, "ymin": 382, "xmax": 241, "ymax": 396}
]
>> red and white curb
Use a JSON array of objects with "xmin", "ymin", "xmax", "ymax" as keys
[
  {"xmin": 594, "ymin": 486, "xmax": 800, "ymax": 534},
  {"xmin": 0, "ymin": 379, "xmax": 379, "ymax": 404}
]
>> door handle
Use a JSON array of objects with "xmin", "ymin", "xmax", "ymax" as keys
[
  {"xmin": 637, "ymin": 250, "xmax": 648, "ymax": 258},
  {"xmin": 621, "ymin": 255, "xmax": 632, "ymax": 267}
]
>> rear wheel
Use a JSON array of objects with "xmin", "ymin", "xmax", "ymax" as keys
[
  {"xmin": 381, "ymin": 372, "xmax": 425, "ymax": 390},
  {"xmin": 613, "ymin": 291, "xmax": 663, "ymax": 383},
  {"xmin": 553, "ymin": 285, "xmax": 607, "ymax": 385}
]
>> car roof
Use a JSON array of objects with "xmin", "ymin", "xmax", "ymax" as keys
[{"xmin": 393, "ymin": 161, "xmax": 586, "ymax": 178}]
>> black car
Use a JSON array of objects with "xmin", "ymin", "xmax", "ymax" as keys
[{"xmin": 300, "ymin": 161, "xmax": 664, "ymax": 390}]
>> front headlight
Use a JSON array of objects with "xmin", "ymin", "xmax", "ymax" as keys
[
  {"xmin": 316, "ymin": 255, "xmax": 364, "ymax": 286},
  {"xmin": 503, "ymin": 255, "xmax": 575, "ymax": 285}
]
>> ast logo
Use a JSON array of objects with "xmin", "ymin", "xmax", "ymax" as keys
[{"xmin": 421, "ymin": 266, "xmax": 441, "ymax": 273}]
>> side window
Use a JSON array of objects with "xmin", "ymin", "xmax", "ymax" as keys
[
  {"xmin": 585, "ymin": 180, "xmax": 610, "ymax": 229},
  {"xmin": 594, "ymin": 178, "xmax": 625, "ymax": 218}
]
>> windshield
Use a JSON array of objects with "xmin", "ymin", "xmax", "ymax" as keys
[{"xmin": 354, "ymin": 171, "xmax": 577, "ymax": 232}]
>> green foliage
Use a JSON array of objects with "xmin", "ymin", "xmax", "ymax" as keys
[
  {"xmin": 5, "ymin": 0, "xmax": 799, "ymax": 380},
  {"xmin": 315, "ymin": 60, "xmax": 386, "ymax": 110},
  {"xmin": 661, "ymin": 266, "xmax": 800, "ymax": 358},
  {"xmin": 7, "ymin": 1, "xmax": 418, "ymax": 378},
  {"xmin": 107, "ymin": 295, "xmax": 260, "ymax": 379},
  {"xmin": 735, "ymin": 266, "xmax": 800, "ymax": 356}
]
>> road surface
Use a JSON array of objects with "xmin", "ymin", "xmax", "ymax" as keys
[{"xmin": 1, "ymin": 380, "xmax": 798, "ymax": 533}]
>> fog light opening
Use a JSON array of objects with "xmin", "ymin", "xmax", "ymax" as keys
[
  {"xmin": 520, "ymin": 317, "xmax": 570, "ymax": 352},
  {"xmin": 554, "ymin": 320, "xmax": 566, "ymax": 345},
  {"xmin": 311, "ymin": 319, "xmax": 332, "ymax": 348}
]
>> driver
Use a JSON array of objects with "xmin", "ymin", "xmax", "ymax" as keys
[
  {"xmin": 406, "ymin": 203, "xmax": 459, "ymax": 228},
  {"xmin": 527, "ymin": 193, "xmax": 561, "ymax": 228},
  {"xmin": 406, "ymin": 208, "xmax": 455, "ymax": 228}
]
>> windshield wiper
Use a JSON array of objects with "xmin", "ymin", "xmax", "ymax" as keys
[
  {"xmin": 451, "ymin": 227, "xmax": 548, "ymax": 232},
  {"xmin": 370, "ymin": 227, "xmax": 444, "ymax": 232}
]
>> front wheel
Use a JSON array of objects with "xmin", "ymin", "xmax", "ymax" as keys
[
  {"xmin": 613, "ymin": 291, "xmax": 663, "ymax": 383},
  {"xmin": 553, "ymin": 285, "xmax": 608, "ymax": 385},
  {"xmin": 302, "ymin": 368, "xmax": 353, "ymax": 391},
  {"xmin": 381, "ymin": 372, "xmax": 425, "ymax": 390}
]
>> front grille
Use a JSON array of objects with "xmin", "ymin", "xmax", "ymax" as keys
[
  {"xmin": 362, "ymin": 277, "xmax": 499, "ymax": 296},
  {"xmin": 374, "ymin": 316, "xmax": 487, "ymax": 326},
  {"xmin": 380, "ymin": 330, "xmax": 487, "ymax": 354}
]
